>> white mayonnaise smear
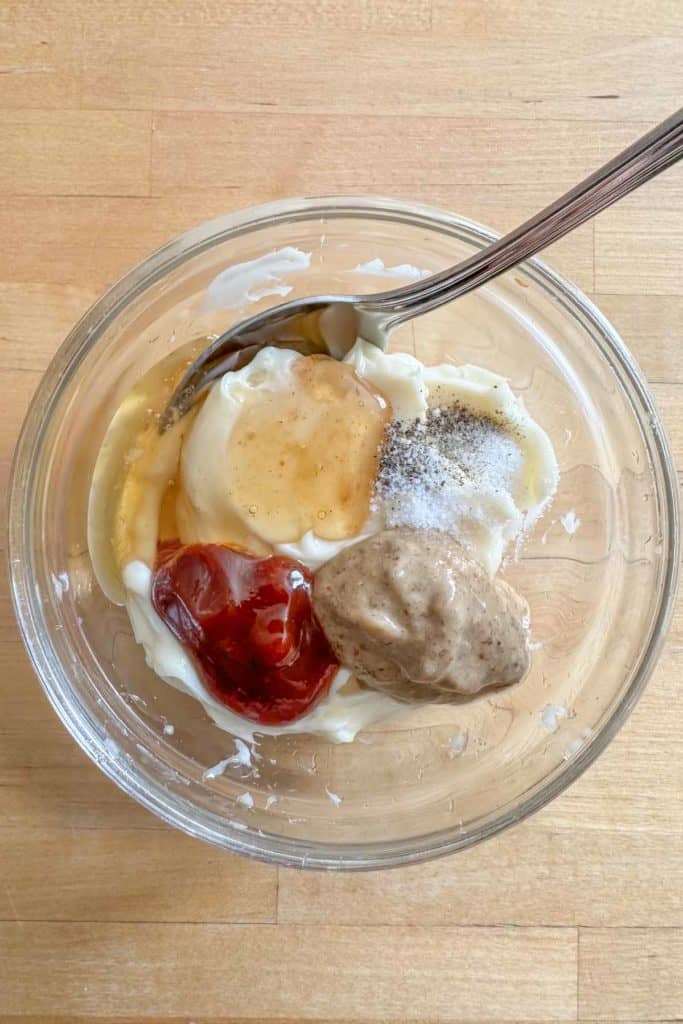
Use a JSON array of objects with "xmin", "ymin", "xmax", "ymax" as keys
[
  {"xmin": 122, "ymin": 340, "xmax": 558, "ymax": 742},
  {"xmin": 204, "ymin": 247, "xmax": 311, "ymax": 311},
  {"xmin": 351, "ymin": 258, "xmax": 430, "ymax": 280}
]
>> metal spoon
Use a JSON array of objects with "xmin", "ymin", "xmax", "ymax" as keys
[{"xmin": 161, "ymin": 107, "xmax": 682, "ymax": 431}]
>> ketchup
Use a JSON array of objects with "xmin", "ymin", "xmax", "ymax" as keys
[{"xmin": 151, "ymin": 542, "xmax": 338, "ymax": 725}]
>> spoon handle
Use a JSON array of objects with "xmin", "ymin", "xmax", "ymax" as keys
[{"xmin": 366, "ymin": 107, "xmax": 683, "ymax": 326}]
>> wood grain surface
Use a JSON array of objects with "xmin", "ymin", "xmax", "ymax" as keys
[{"xmin": 1, "ymin": 1, "xmax": 681, "ymax": 1020}]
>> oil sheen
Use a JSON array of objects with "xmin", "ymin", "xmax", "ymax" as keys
[
  {"xmin": 179, "ymin": 352, "xmax": 390, "ymax": 550},
  {"xmin": 230, "ymin": 356, "xmax": 388, "ymax": 542}
]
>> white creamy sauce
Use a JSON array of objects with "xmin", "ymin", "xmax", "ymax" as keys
[
  {"xmin": 203, "ymin": 759, "xmax": 233, "ymax": 781},
  {"xmin": 351, "ymin": 258, "xmax": 430, "ymax": 280},
  {"xmin": 52, "ymin": 570, "xmax": 70, "ymax": 600},
  {"xmin": 347, "ymin": 341, "xmax": 427, "ymax": 422},
  {"xmin": 204, "ymin": 247, "xmax": 311, "ymax": 311},
  {"xmin": 563, "ymin": 727, "xmax": 593, "ymax": 760},
  {"xmin": 541, "ymin": 703, "xmax": 571, "ymax": 733},
  {"xmin": 447, "ymin": 731, "xmax": 468, "ymax": 757},
  {"xmin": 274, "ymin": 525, "xmax": 378, "ymax": 571},
  {"xmin": 202, "ymin": 738, "xmax": 256, "ymax": 781},
  {"xmin": 121, "ymin": 339, "xmax": 558, "ymax": 742},
  {"xmin": 560, "ymin": 509, "xmax": 581, "ymax": 535}
]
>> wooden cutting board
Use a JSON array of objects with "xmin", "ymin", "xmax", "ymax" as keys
[{"xmin": 1, "ymin": 1, "xmax": 681, "ymax": 1020}]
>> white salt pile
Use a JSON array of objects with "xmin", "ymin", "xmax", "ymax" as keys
[{"xmin": 373, "ymin": 404, "xmax": 524, "ymax": 535}]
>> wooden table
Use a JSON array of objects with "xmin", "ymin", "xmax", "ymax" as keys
[{"xmin": 1, "ymin": 2, "xmax": 681, "ymax": 1020}]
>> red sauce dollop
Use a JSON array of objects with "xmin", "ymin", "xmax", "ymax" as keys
[{"xmin": 151, "ymin": 542, "xmax": 338, "ymax": 725}]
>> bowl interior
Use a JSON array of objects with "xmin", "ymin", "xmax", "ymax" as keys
[{"xmin": 11, "ymin": 198, "xmax": 677, "ymax": 867}]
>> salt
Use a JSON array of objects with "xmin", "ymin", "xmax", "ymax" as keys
[{"xmin": 373, "ymin": 405, "xmax": 523, "ymax": 534}]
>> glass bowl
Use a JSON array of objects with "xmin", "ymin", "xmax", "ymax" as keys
[{"xmin": 9, "ymin": 196, "xmax": 678, "ymax": 870}]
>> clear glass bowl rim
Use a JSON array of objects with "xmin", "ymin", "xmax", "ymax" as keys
[{"xmin": 8, "ymin": 194, "xmax": 680, "ymax": 870}]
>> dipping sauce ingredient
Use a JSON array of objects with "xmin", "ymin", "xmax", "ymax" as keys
[
  {"xmin": 179, "ymin": 349, "xmax": 389, "ymax": 549},
  {"xmin": 374, "ymin": 403, "xmax": 523, "ymax": 530},
  {"xmin": 89, "ymin": 335, "xmax": 558, "ymax": 741},
  {"xmin": 313, "ymin": 527, "xmax": 530, "ymax": 703},
  {"xmin": 152, "ymin": 542, "xmax": 338, "ymax": 724}
]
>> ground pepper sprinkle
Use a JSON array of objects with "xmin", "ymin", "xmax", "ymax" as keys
[{"xmin": 372, "ymin": 404, "xmax": 524, "ymax": 533}]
